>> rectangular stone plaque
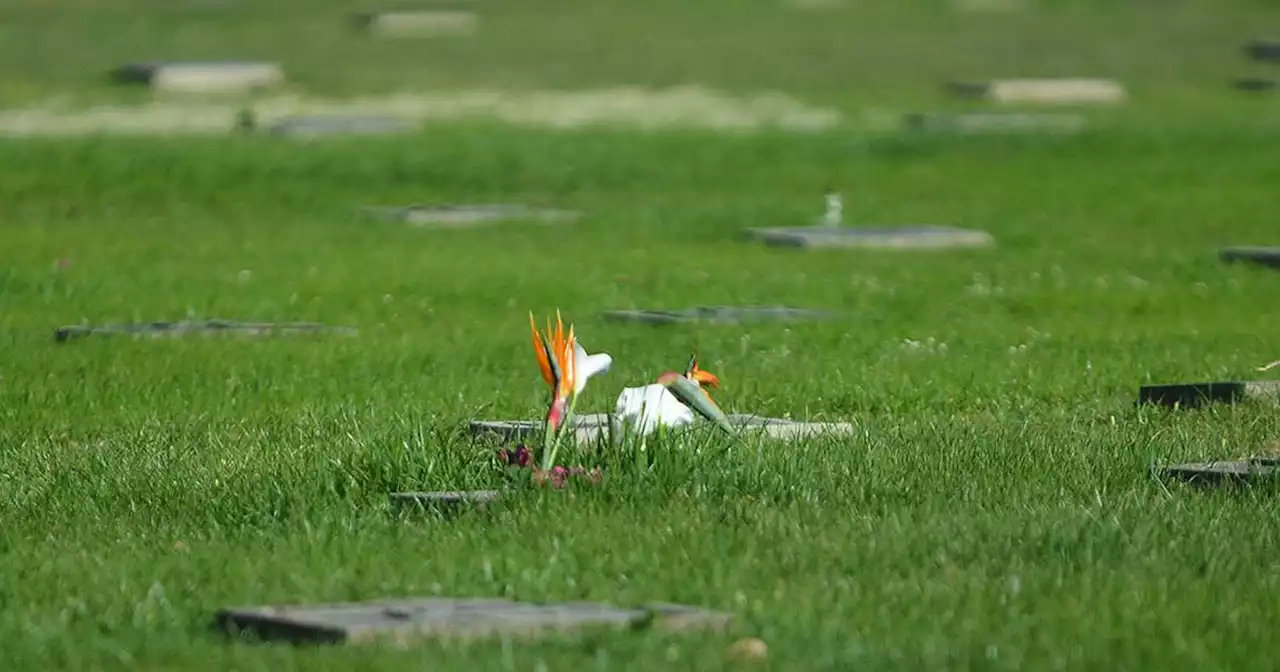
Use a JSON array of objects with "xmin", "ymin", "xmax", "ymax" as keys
[
  {"xmin": 469, "ymin": 413, "xmax": 854, "ymax": 446},
  {"xmin": 903, "ymin": 111, "xmax": 1085, "ymax": 134},
  {"xmin": 602, "ymin": 305, "xmax": 835, "ymax": 326},
  {"xmin": 353, "ymin": 10, "xmax": 478, "ymax": 37},
  {"xmin": 747, "ymin": 225, "xmax": 994, "ymax": 250},
  {"xmin": 360, "ymin": 204, "xmax": 579, "ymax": 228},
  {"xmin": 1137, "ymin": 380, "xmax": 1280, "ymax": 408},
  {"xmin": 216, "ymin": 597, "xmax": 732, "ymax": 645},
  {"xmin": 389, "ymin": 490, "xmax": 502, "ymax": 513},
  {"xmin": 1245, "ymin": 39, "xmax": 1280, "ymax": 63},
  {"xmin": 111, "ymin": 61, "xmax": 284, "ymax": 94},
  {"xmin": 1154, "ymin": 458, "xmax": 1280, "ymax": 486},
  {"xmin": 1234, "ymin": 78, "xmax": 1278, "ymax": 93},
  {"xmin": 267, "ymin": 115, "xmax": 416, "ymax": 138},
  {"xmin": 949, "ymin": 79, "xmax": 1126, "ymax": 105},
  {"xmin": 1221, "ymin": 246, "xmax": 1280, "ymax": 270},
  {"xmin": 54, "ymin": 320, "xmax": 358, "ymax": 343}
]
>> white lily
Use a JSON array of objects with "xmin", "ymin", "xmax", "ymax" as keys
[
  {"xmin": 613, "ymin": 384, "xmax": 695, "ymax": 436},
  {"xmin": 612, "ymin": 354, "xmax": 728, "ymax": 437},
  {"xmin": 574, "ymin": 341, "xmax": 613, "ymax": 394}
]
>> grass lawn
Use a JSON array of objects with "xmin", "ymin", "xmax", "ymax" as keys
[{"xmin": 2, "ymin": 0, "xmax": 1280, "ymax": 670}]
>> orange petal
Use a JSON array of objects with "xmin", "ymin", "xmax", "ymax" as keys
[
  {"xmin": 560, "ymin": 324, "xmax": 577, "ymax": 397},
  {"xmin": 690, "ymin": 367, "xmax": 721, "ymax": 389},
  {"xmin": 530, "ymin": 312, "xmax": 554, "ymax": 387}
]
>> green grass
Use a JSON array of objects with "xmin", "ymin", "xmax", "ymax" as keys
[{"xmin": 4, "ymin": 1, "xmax": 1280, "ymax": 670}]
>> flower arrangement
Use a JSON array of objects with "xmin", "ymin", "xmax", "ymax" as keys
[{"xmin": 498, "ymin": 310, "xmax": 738, "ymax": 488}]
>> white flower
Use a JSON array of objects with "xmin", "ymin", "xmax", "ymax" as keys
[
  {"xmin": 573, "ymin": 341, "xmax": 612, "ymax": 394},
  {"xmin": 612, "ymin": 384, "xmax": 694, "ymax": 436}
]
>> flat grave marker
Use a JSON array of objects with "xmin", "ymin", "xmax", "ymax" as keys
[
  {"xmin": 1244, "ymin": 39, "xmax": 1280, "ymax": 63},
  {"xmin": 948, "ymin": 78, "xmax": 1127, "ymax": 105},
  {"xmin": 903, "ymin": 111, "xmax": 1086, "ymax": 134},
  {"xmin": 389, "ymin": 490, "xmax": 502, "ymax": 515},
  {"xmin": 469, "ymin": 413, "xmax": 855, "ymax": 447},
  {"xmin": 360, "ymin": 204, "xmax": 580, "ymax": 229},
  {"xmin": 54, "ymin": 319, "xmax": 358, "ymax": 343},
  {"xmin": 111, "ymin": 61, "xmax": 284, "ymax": 94},
  {"xmin": 266, "ymin": 115, "xmax": 416, "ymax": 138},
  {"xmin": 747, "ymin": 225, "xmax": 995, "ymax": 250},
  {"xmin": 1233, "ymin": 78, "xmax": 1278, "ymax": 93},
  {"xmin": 1220, "ymin": 246, "xmax": 1280, "ymax": 270},
  {"xmin": 352, "ymin": 10, "xmax": 477, "ymax": 37},
  {"xmin": 1154, "ymin": 457, "xmax": 1280, "ymax": 487},
  {"xmin": 216, "ymin": 597, "xmax": 733, "ymax": 645},
  {"xmin": 602, "ymin": 305, "xmax": 835, "ymax": 326},
  {"xmin": 1137, "ymin": 380, "xmax": 1280, "ymax": 409}
]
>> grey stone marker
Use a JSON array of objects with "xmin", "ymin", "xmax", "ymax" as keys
[
  {"xmin": 111, "ymin": 61, "xmax": 284, "ymax": 94},
  {"xmin": 360, "ymin": 204, "xmax": 580, "ymax": 229},
  {"xmin": 53, "ymin": 320, "xmax": 358, "ymax": 343},
  {"xmin": 948, "ymin": 79, "xmax": 1126, "ymax": 105},
  {"xmin": 389, "ymin": 490, "xmax": 502, "ymax": 514},
  {"xmin": 747, "ymin": 225, "xmax": 994, "ymax": 250},
  {"xmin": 1221, "ymin": 246, "xmax": 1280, "ymax": 269},
  {"xmin": 216, "ymin": 597, "xmax": 733, "ymax": 645},
  {"xmin": 1137, "ymin": 380, "xmax": 1280, "ymax": 409},
  {"xmin": 469, "ymin": 413, "xmax": 854, "ymax": 447},
  {"xmin": 1234, "ymin": 78, "xmax": 1278, "ymax": 93},
  {"xmin": 352, "ymin": 10, "xmax": 478, "ymax": 37},
  {"xmin": 1154, "ymin": 457, "xmax": 1280, "ymax": 487},
  {"xmin": 903, "ymin": 111, "xmax": 1086, "ymax": 134},
  {"xmin": 602, "ymin": 305, "xmax": 835, "ymax": 326},
  {"xmin": 1245, "ymin": 39, "xmax": 1280, "ymax": 63},
  {"xmin": 266, "ymin": 115, "xmax": 416, "ymax": 138}
]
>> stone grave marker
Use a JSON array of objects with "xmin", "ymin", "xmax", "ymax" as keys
[
  {"xmin": 1221, "ymin": 246, "xmax": 1280, "ymax": 270},
  {"xmin": 748, "ymin": 225, "xmax": 995, "ymax": 250},
  {"xmin": 1234, "ymin": 78, "xmax": 1278, "ymax": 93},
  {"xmin": 1245, "ymin": 39, "xmax": 1280, "ymax": 63},
  {"xmin": 360, "ymin": 204, "xmax": 580, "ymax": 229},
  {"xmin": 266, "ymin": 115, "xmax": 416, "ymax": 138},
  {"xmin": 469, "ymin": 413, "xmax": 855, "ymax": 447},
  {"xmin": 1137, "ymin": 380, "xmax": 1280, "ymax": 409},
  {"xmin": 948, "ymin": 79, "xmax": 1127, "ymax": 105},
  {"xmin": 111, "ymin": 61, "xmax": 284, "ymax": 94},
  {"xmin": 216, "ymin": 597, "xmax": 733, "ymax": 645},
  {"xmin": 1153, "ymin": 457, "xmax": 1280, "ymax": 487},
  {"xmin": 903, "ymin": 111, "xmax": 1086, "ymax": 134},
  {"xmin": 389, "ymin": 490, "xmax": 502, "ymax": 515},
  {"xmin": 352, "ymin": 10, "xmax": 477, "ymax": 37},
  {"xmin": 54, "ymin": 319, "xmax": 358, "ymax": 343},
  {"xmin": 601, "ymin": 305, "xmax": 835, "ymax": 326}
]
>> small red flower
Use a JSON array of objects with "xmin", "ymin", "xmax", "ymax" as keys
[{"xmin": 496, "ymin": 444, "xmax": 533, "ymax": 468}]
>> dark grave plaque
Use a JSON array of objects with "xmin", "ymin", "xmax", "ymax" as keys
[
  {"xmin": 1154, "ymin": 458, "xmax": 1280, "ymax": 487},
  {"xmin": 360, "ymin": 204, "xmax": 580, "ymax": 229},
  {"xmin": 1221, "ymin": 246, "xmax": 1280, "ymax": 270},
  {"xmin": 1245, "ymin": 39, "xmax": 1280, "ymax": 63},
  {"xmin": 267, "ymin": 115, "xmax": 416, "ymax": 138},
  {"xmin": 1137, "ymin": 380, "xmax": 1280, "ymax": 408},
  {"xmin": 389, "ymin": 490, "xmax": 503, "ymax": 514},
  {"xmin": 903, "ymin": 111, "xmax": 1085, "ymax": 134},
  {"xmin": 1234, "ymin": 78, "xmax": 1279, "ymax": 92},
  {"xmin": 747, "ymin": 225, "xmax": 994, "ymax": 250},
  {"xmin": 469, "ymin": 413, "xmax": 853, "ymax": 445},
  {"xmin": 110, "ymin": 61, "xmax": 284, "ymax": 94},
  {"xmin": 602, "ymin": 305, "xmax": 835, "ymax": 325},
  {"xmin": 54, "ymin": 320, "xmax": 358, "ymax": 343},
  {"xmin": 216, "ymin": 597, "xmax": 733, "ymax": 645}
]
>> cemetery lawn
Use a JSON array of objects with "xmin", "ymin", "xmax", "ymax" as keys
[
  {"xmin": 3, "ymin": 0, "xmax": 1280, "ymax": 669},
  {"xmin": 1, "ymin": 121, "xmax": 1279, "ymax": 670}
]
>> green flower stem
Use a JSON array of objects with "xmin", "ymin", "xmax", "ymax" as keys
[{"xmin": 541, "ymin": 393, "xmax": 579, "ymax": 471}]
